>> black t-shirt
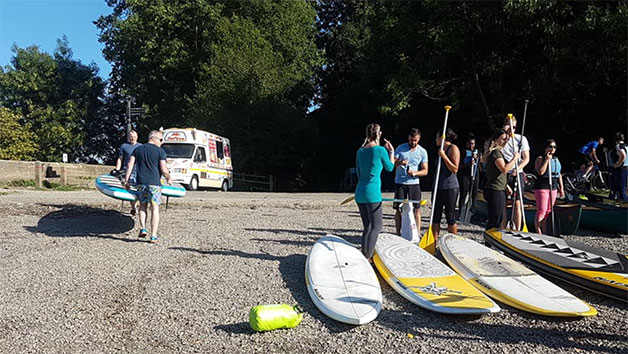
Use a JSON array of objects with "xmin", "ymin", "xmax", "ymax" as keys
[{"xmin": 133, "ymin": 144, "xmax": 167, "ymax": 185}]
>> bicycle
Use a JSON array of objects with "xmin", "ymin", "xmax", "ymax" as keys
[{"xmin": 563, "ymin": 163, "xmax": 609, "ymax": 195}]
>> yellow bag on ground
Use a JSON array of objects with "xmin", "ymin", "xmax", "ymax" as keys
[{"xmin": 249, "ymin": 304, "xmax": 303, "ymax": 332}]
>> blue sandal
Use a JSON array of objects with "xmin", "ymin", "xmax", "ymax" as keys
[
  {"xmin": 138, "ymin": 229, "xmax": 148, "ymax": 238},
  {"xmin": 149, "ymin": 235, "xmax": 159, "ymax": 243}
]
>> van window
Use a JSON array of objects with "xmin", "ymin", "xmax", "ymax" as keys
[
  {"xmin": 194, "ymin": 147, "xmax": 207, "ymax": 163},
  {"xmin": 162, "ymin": 143, "xmax": 195, "ymax": 158},
  {"xmin": 216, "ymin": 141, "xmax": 224, "ymax": 160}
]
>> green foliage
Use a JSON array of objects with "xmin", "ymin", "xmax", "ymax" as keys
[
  {"xmin": 312, "ymin": 0, "xmax": 628, "ymax": 189},
  {"xmin": 0, "ymin": 37, "xmax": 106, "ymax": 162},
  {"xmin": 96, "ymin": 0, "xmax": 322, "ymax": 181},
  {"xmin": 0, "ymin": 108, "xmax": 38, "ymax": 160}
]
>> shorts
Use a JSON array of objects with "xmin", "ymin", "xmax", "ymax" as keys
[
  {"xmin": 393, "ymin": 184, "xmax": 422, "ymax": 210},
  {"xmin": 583, "ymin": 154, "xmax": 594, "ymax": 164},
  {"xmin": 507, "ymin": 172, "xmax": 527, "ymax": 199},
  {"xmin": 137, "ymin": 184, "xmax": 162, "ymax": 205},
  {"xmin": 433, "ymin": 188, "xmax": 459, "ymax": 225}
]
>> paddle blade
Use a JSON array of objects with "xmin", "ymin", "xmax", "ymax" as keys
[
  {"xmin": 419, "ymin": 227, "xmax": 436, "ymax": 255},
  {"xmin": 339, "ymin": 195, "xmax": 355, "ymax": 206},
  {"xmin": 521, "ymin": 224, "xmax": 529, "ymax": 233}
]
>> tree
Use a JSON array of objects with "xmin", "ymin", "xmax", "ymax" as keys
[
  {"xmin": 0, "ymin": 108, "xmax": 38, "ymax": 160},
  {"xmin": 0, "ymin": 38, "xmax": 107, "ymax": 162},
  {"xmin": 96, "ymin": 0, "xmax": 322, "ymax": 185}
]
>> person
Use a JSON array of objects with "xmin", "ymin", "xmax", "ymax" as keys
[
  {"xmin": 393, "ymin": 128, "xmax": 429, "ymax": 235},
  {"xmin": 431, "ymin": 128, "xmax": 460, "ymax": 240},
  {"xmin": 125, "ymin": 130, "xmax": 172, "ymax": 243},
  {"xmin": 355, "ymin": 123, "xmax": 394, "ymax": 261},
  {"xmin": 609, "ymin": 133, "xmax": 628, "ymax": 201},
  {"xmin": 578, "ymin": 137, "xmax": 604, "ymax": 180},
  {"xmin": 533, "ymin": 139, "xmax": 565, "ymax": 234},
  {"xmin": 483, "ymin": 129, "xmax": 519, "ymax": 231},
  {"xmin": 501, "ymin": 115, "xmax": 530, "ymax": 230},
  {"xmin": 458, "ymin": 134, "xmax": 481, "ymax": 214},
  {"xmin": 115, "ymin": 130, "xmax": 142, "ymax": 215}
]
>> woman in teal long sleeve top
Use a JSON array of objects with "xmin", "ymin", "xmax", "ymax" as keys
[{"xmin": 355, "ymin": 123, "xmax": 395, "ymax": 260}]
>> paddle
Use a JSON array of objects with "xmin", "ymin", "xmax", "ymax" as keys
[
  {"xmin": 339, "ymin": 195, "xmax": 355, "ymax": 206},
  {"xmin": 419, "ymin": 105, "xmax": 452, "ymax": 254},
  {"xmin": 506, "ymin": 113, "xmax": 529, "ymax": 232},
  {"xmin": 547, "ymin": 153, "xmax": 561, "ymax": 237}
]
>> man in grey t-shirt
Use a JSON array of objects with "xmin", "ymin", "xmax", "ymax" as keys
[{"xmin": 115, "ymin": 130, "xmax": 142, "ymax": 215}]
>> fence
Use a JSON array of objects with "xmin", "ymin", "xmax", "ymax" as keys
[
  {"xmin": 232, "ymin": 172, "xmax": 274, "ymax": 192},
  {"xmin": 0, "ymin": 160, "xmax": 113, "ymax": 188}
]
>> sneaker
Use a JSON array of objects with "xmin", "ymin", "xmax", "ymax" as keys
[
  {"xmin": 138, "ymin": 229, "xmax": 148, "ymax": 238},
  {"xmin": 149, "ymin": 235, "xmax": 159, "ymax": 243}
]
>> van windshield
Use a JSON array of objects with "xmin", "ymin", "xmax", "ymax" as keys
[{"xmin": 162, "ymin": 143, "xmax": 195, "ymax": 158}]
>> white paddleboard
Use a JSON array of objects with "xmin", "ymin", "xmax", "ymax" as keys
[
  {"xmin": 374, "ymin": 233, "xmax": 499, "ymax": 314},
  {"xmin": 439, "ymin": 234, "xmax": 597, "ymax": 317},
  {"xmin": 305, "ymin": 235, "xmax": 382, "ymax": 324},
  {"xmin": 400, "ymin": 201, "xmax": 419, "ymax": 242}
]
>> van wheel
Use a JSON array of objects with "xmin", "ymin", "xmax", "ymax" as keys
[
  {"xmin": 220, "ymin": 180, "xmax": 229, "ymax": 192},
  {"xmin": 187, "ymin": 176, "xmax": 199, "ymax": 191}
]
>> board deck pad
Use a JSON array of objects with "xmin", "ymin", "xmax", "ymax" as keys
[
  {"xmin": 374, "ymin": 233, "xmax": 499, "ymax": 314},
  {"xmin": 305, "ymin": 235, "xmax": 382, "ymax": 325},
  {"xmin": 484, "ymin": 228, "xmax": 628, "ymax": 302},
  {"xmin": 440, "ymin": 234, "xmax": 596, "ymax": 317}
]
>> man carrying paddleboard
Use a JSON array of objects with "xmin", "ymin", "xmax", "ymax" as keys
[
  {"xmin": 115, "ymin": 130, "xmax": 142, "ymax": 215},
  {"xmin": 501, "ymin": 115, "xmax": 530, "ymax": 230},
  {"xmin": 125, "ymin": 130, "xmax": 172, "ymax": 243},
  {"xmin": 393, "ymin": 128, "xmax": 428, "ymax": 235}
]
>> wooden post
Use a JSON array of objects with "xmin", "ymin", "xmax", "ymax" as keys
[
  {"xmin": 61, "ymin": 165, "xmax": 68, "ymax": 186},
  {"xmin": 34, "ymin": 162, "xmax": 43, "ymax": 188}
]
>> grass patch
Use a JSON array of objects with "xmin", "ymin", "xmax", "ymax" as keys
[{"xmin": 4, "ymin": 179, "xmax": 37, "ymax": 188}]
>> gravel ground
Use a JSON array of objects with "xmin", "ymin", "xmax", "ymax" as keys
[{"xmin": 0, "ymin": 188, "xmax": 626, "ymax": 354}]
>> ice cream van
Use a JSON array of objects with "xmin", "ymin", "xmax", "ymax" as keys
[{"xmin": 161, "ymin": 128, "xmax": 233, "ymax": 191}]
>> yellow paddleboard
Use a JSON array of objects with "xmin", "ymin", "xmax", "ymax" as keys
[{"xmin": 374, "ymin": 233, "xmax": 499, "ymax": 314}]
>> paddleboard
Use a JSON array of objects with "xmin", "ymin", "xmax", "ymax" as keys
[
  {"xmin": 95, "ymin": 174, "xmax": 187, "ymax": 201},
  {"xmin": 439, "ymin": 234, "xmax": 596, "ymax": 317},
  {"xmin": 305, "ymin": 235, "xmax": 382, "ymax": 324},
  {"xmin": 484, "ymin": 228, "xmax": 628, "ymax": 302},
  {"xmin": 373, "ymin": 233, "xmax": 499, "ymax": 314}
]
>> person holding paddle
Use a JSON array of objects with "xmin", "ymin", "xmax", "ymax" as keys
[
  {"xmin": 430, "ymin": 128, "xmax": 460, "ymax": 240},
  {"xmin": 458, "ymin": 134, "xmax": 481, "ymax": 217},
  {"xmin": 501, "ymin": 115, "xmax": 530, "ymax": 230},
  {"xmin": 355, "ymin": 123, "xmax": 395, "ymax": 260},
  {"xmin": 483, "ymin": 129, "xmax": 519, "ymax": 231},
  {"xmin": 533, "ymin": 139, "xmax": 564, "ymax": 235}
]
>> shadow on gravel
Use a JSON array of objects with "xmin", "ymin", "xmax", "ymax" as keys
[
  {"xmin": 169, "ymin": 247, "xmax": 356, "ymax": 334},
  {"xmin": 24, "ymin": 204, "xmax": 137, "ymax": 241},
  {"xmin": 214, "ymin": 322, "xmax": 255, "ymax": 335},
  {"xmin": 378, "ymin": 306, "xmax": 626, "ymax": 353},
  {"xmin": 245, "ymin": 227, "xmax": 362, "ymax": 246}
]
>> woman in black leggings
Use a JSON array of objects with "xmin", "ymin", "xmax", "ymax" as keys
[{"xmin": 482, "ymin": 129, "xmax": 519, "ymax": 230}]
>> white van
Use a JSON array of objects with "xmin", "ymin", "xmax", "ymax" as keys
[{"xmin": 161, "ymin": 128, "xmax": 233, "ymax": 191}]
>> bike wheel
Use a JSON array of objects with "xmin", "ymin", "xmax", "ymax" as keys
[
  {"xmin": 524, "ymin": 173, "xmax": 537, "ymax": 193},
  {"xmin": 591, "ymin": 171, "xmax": 609, "ymax": 191}
]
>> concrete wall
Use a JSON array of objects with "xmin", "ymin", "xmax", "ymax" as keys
[{"xmin": 0, "ymin": 160, "xmax": 114, "ymax": 188}]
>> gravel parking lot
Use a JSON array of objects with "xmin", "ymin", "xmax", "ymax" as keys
[{"xmin": 0, "ymin": 189, "xmax": 626, "ymax": 353}]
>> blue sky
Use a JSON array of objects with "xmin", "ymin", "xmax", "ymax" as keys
[{"xmin": 0, "ymin": 0, "xmax": 113, "ymax": 78}]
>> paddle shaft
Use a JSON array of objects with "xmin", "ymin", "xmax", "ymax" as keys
[
  {"xmin": 519, "ymin": 100, "xmax": 529, "ymax": 149},
  {"xmin": 427, "ymin": 108, "xmax": 451, "ymax": 226},
  {"xmin": 508, "ymin": 116, "xmax": 528, "ymax": 231},
  {"xmin": 547, "ymin": 157, "xmax": 557, "ymax": 235}
]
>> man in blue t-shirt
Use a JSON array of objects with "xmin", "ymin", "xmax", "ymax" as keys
[
  {"xmin": 393, "ymin": 128, "xmax": 429, "ymax": 235},
  {"xmin": 578, "ymin": 137, "xmax": 604, "ymax": 179},
  {"xmin": 125, "ymin": 130, "xmax": 172, "ymax": 243},
  {"xmin": 115, "ymin": 130, "xmax": 142, "ymax": 214}
]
